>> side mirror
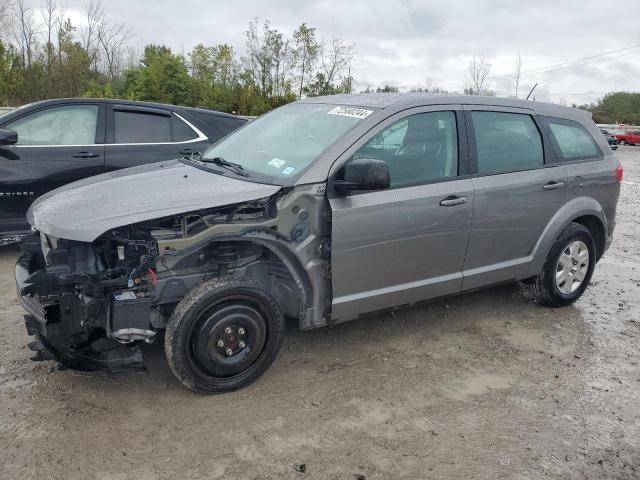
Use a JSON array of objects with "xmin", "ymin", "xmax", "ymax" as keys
[
  {"xmin": 334, "ymin": 158, "xmax": 390, "ymax": 193},
  {"xmin": 0, "ymin": 129, "xmax": 17, "ymax": 145}
]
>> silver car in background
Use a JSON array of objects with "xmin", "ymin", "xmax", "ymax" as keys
[{"xmin": 16, "ymin": 94, "xmax": 621, "ymax": 392}]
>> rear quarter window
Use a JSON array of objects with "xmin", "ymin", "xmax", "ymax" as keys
[
  {"xmin": 192, "ymin": 112, "xmax": 247, "ymax": 142},
  {"xmin": 546, "ymin": 119, "xmax": 601, "ymax": 160}
]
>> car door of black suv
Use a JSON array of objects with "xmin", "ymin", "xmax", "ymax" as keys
[{"xmin": 0, "ymin": 101, "xmax": 106, "ymax": 234}]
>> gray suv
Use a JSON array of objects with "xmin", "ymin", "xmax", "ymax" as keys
[{"xmin": 15, "ymin": 94, "xmax": 622, "ymax": 393}]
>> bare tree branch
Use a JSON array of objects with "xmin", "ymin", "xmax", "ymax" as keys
[
  {"xmin": 12, "ymin": 0, "xmax": 38, "ymax": 67},
  {"xmin": 514, "ymin": 54, "xmax": 522, "ymax": 98},
  {"xmin": 465, "ymin": 55, "xmax": 492, "ymax": 96}
]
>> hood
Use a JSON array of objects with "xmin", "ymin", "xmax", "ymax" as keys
[{"xmin": 27, "ymin": 160, "xmax": 281, "ymax": 242}]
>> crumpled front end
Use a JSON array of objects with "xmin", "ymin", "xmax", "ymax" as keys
[
  {"xmin": 16, "ymin": 231, "xmax": 156, "ymax": 372},
  {"xmin": 15, "ymin": 192, "xmax": 321, "ymax": 373}
]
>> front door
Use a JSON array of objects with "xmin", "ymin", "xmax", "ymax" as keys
[
  {"xmin": 329, "ymin": 107, "xmax": 474, "ymax": 321},
  {"xmin": 0, "ymin": 103, "xmax": 105, "ymax": 234},
  {"xmin": 461, "ymin": 108, "xmax": 568, "ymax": 290}
]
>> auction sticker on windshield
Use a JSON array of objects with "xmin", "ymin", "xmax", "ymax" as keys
[{"xmin": 328, "ymin": 106, "xmax": 373, "ymax": 119}]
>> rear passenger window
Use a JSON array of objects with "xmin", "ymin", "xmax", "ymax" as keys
[
  {"xmin": 471, "ymin": 111, "xmax": 543, "ymax": 174},
  {"xmin": 114, "ymin": 111, "xmax": 171, "ymax": 143},
  {"xmin": 354, "ymin": 111, "xmax": 458, "ymax": 187},
  {"xmin": 171, "ymin": 115, "xmax": 198, "ymax": 142},
  {"xmin": 547, "ymin": 121, "xmax": 600, "ymax": 160}
]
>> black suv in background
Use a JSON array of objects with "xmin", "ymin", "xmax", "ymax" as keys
[
  {"xmin": 0, "ymin": 98, "xmax": 247, "ymax": 241},
  {"xmin": 599, "ymin": 128, "xmax": 619, "ymax": 150}
]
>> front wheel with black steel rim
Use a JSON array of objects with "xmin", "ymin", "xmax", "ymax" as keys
[
  {"xmin": 165, "ymin": 278, "xmax": 284, "ymax": 393},
  {"xmin": 526, "ymin": 222, "xmax": 596, "ymax": 307}
]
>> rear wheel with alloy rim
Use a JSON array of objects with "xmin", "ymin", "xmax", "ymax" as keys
[
  {"xmin": 165, "ymin": 277, "xmax": 284, "ymax": 393},
  {"xmin": 527, "ymin": 222, "xmax": 596, "ymax": 307}
]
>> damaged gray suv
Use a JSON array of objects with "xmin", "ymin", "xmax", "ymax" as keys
[{"xmin": 16, "ymin": 94, "xmax": 622, "ymax": 393}]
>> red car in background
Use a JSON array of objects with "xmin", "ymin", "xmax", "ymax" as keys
[{"xmin": 615, "ymin": 130, "xmax": 640, "ymax": 145}]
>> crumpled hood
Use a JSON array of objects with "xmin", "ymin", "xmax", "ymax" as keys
[{"xmin": 27, "ymin": 160, "xmax": 281, "ymax": 242}]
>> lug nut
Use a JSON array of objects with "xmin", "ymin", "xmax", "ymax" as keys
[
  {"xmin": 238, "ymin": 341, "xmax": 246, "ymax": 349},
  {"xmin": 224, "ymin": 326, "xmax": 233, "ymax": 335},
  {"xmin": 238, "ymin": 328, "xmax": 245, "ymax": 336},
  {"xmin": 225, "ymin": 348, "xmax": 233, "ymax": 356},
  {"xmin": 217, "ymin": 340, "xmax": 224, "ymax": 348}
]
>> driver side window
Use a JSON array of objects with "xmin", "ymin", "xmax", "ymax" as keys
[
  {"xmin": 354, "ymin": 111, "xmax": 458, "ymax": 187},
  {"xmin": 7, "ymin": 104, "xmax": 99, "ymax": 146}
]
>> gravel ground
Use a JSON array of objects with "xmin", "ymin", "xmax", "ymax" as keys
[{"xmin": 1, "ymin": 148, "xmax": 639, "ymax": 480}]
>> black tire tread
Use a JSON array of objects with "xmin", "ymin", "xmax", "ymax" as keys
[
  {"xmin": 165, "ymin": 277, "xmax": 284, "ymax": 393},
  {"xmin": 527, "ymin": 222, "xmax": 596, "ymax": 307}
]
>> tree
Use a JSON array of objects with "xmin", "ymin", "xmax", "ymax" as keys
[
  {"xmin": 513, "ymin": 54, "xmax": 522, "ymax": 98},
  {"xmin": 306, "ymin": 36, "xmax": 353, "ymax": 96},
  {"xmin": 588, "ymin": 92, "xmax": 640, "ymax": 125},
  {"xmin": 464, "ymin": 55, "xmax": 493, "ymax": 96},
  {"xmin": 291, "ymin": 23, "xmax": 318, "ymax": 98},
  {"xmin": 126, "ymin": 44, "xmax": 194, "ymax": 105},
  {"xmin": 243, "ymin": 18, "xmax": 291, "ymax": 100},
  {"xmin": 12, "ymin": 0, "xmax": 37, "ymax": 68},
  {"xmin": 97, "ymin": 17, "xmax": 134, "ymax": 81}
]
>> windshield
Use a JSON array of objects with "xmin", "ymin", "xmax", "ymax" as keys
[{"xmin": 200, "ymin": 103, "xmax": 374, "ymax": 182}]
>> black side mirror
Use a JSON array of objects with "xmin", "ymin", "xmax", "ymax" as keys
[
  {"xmin": 335, "ymin": 158, "xmax": 390, "ymax": 193},
  {"xmin": 0, "ymin": 129, "xmax": 17, "ymax": 145}
]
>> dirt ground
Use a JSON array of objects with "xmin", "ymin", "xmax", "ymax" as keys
[{"xmin": 1, "ymin": 148, "xmax": 639, "ymax": 480}]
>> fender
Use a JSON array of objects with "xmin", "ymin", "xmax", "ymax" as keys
[
  {"xmin": 160, "ymin": 229, "xmax": 320, "ymax": 330},
  {"xmin": 527, "ymin": 196, "xmax": 608, "ymax": 277}
]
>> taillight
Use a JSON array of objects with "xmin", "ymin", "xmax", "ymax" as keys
[{"xmin": 616, "ymin": 164, "xmax": 623, "ymax": 183}]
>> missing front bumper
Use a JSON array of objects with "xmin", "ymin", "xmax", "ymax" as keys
[{"xmin": 16, "ymin": 245, "xmax": 146, "ymax": 373}]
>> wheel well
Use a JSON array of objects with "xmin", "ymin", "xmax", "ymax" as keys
[
  {"xmin": 206, "ymin": 240, "xmax": 310, "ymax": 321},
  {"xmin": 572, "ymin": 215, "xmax": 605, "ymax": 260}
]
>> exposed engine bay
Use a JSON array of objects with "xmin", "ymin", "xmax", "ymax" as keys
[{"xmin": 16, "ymin": 185, "xmax": 331, "ymax": 372}]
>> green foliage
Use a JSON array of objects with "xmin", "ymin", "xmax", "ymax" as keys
[
  {"xmin": 0, "ymin": 10, "xmax": 353, "ymax": 116},
  {"xmin": 587, "ymin": 92, "xmax": 640, "ymax": 125},
  {"xmin": 125, "ymin": 45, "xmax": 194, "ymax": 105}
]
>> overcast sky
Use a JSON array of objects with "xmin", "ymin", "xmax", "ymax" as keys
[{"xmin": 64, "ymin": 0, "xmax": 640, "ymax": 105}]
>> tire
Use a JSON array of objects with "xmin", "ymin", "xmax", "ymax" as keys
[
  {"xmin": 527, "ymin": 222, "xmax": 596, "ymax": 308},
  {"xmin": 165, "ymin": 277, "xmax": 284, "ymax": 393},
  {"xmin": 618, "ymin": 139, "xmax": 626, "ymax": 145}
]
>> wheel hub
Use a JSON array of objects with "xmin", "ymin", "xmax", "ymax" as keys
[
  {"xmin": 190, "ymin": 302, "xmax": 267, "ymax": 378},
  {"xmin": 555, "ymin": 240, "xmax": 590, "ymax": 295},
  {"xmin": 212, "ymin": 325, "xmax": 248, "ymax": 357}
]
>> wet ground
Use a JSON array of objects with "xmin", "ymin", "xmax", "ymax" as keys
[{"xmin": 1, "ymin": 148, "xmax": 639, "ymax": 480}]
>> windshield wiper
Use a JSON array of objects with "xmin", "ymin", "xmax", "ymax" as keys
[{"xmin": 199, "ymin": 156, "xmax": 249, "ymax": 177}]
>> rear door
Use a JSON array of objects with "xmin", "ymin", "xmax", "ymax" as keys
[
  {"xmin": 104, "ymin": 105, "xmax": 210, "ymax": 171},
  {"xmin": 461, "ymin": 107, "xmax": 567, "ymax": 290},
  {"xmin": 329, "ymin": 106, "xmax": 474, "ymax": 321},
  {"xmin": 0, "ymin": 102, "xmax": 105, "ymax": 233}
]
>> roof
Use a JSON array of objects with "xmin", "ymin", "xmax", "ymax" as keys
[
  {"xmin": 14, "ymin": 97, "xmax": 240, "ymax": 119},
  {"xmin": 299, "ymin": 93, "xmax": 590, "ymax": 121}
]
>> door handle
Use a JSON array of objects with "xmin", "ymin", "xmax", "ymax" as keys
[
  {"xmin": 72, "ymin": 152, "xmax": 100, "ymax": 159},
  {"xmin": 179, "ymin": 148, "xmax": 194, "ymax": 155},
  {"xmin": 439, "ymin": 195, "xmax": 469, "ymax": 207},
  {"xmin": 543, "ymin": 181, "xmax": 565, "ymax": 191}
]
